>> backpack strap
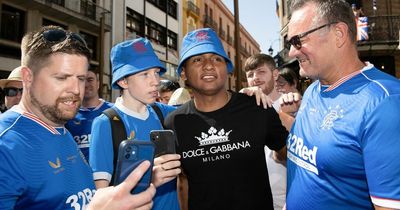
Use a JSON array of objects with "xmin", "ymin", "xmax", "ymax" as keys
[
  {"xmin": 151, "ymin": 103, "xmax": 165, "ymax": 128},
  {"xmin": 102, "ymin": 108, "xmax": 127, "ymax": 185}
]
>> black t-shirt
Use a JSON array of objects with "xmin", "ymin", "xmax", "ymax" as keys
[{"xmin": 164, "ymin": 92, "xmax": 288, "ymax": 210}]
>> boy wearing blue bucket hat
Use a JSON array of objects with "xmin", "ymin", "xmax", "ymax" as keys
[
  {"xmin": 164, "ymin": 28, "xmax": 288, "ymax": 210},
  {"xmin": 89, "ymin": 38, "xmax": 181, "ymax": 210}
]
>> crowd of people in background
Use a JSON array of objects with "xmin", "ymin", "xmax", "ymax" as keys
[{"xmin": 1, "ymin": 0, "xmax": 400, "ymax": 209}]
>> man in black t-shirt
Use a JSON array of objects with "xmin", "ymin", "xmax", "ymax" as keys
[{"xmin": 164, "ymin": 28, "xmax": 288, "ymax": 210}]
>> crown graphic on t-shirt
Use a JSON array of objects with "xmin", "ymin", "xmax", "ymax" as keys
[{"xmin": 195, "ymin": 126, "xmax": 232, "ymax": 146}]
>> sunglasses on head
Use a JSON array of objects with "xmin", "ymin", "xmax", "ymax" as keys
[
  {"xmin": 42, "ymin": 29, "xmax": 87, "ymax": 47},
  {"xmin": 286, "ymin": 22, "xmax": 337, "ymax": 50},
  {"xmin": 4, "ymin": 87, "xmax": 23, "ymax": 97}
]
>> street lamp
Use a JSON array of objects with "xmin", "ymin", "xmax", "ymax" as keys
[
  {"xmin": 268, "ymin": 45, "xmax": 274, "ymax": 55},
  {"xmin": 268, "ymin": 38, "xmax": 280, "ymax": 56}
]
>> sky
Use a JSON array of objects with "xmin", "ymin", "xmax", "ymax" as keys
[{"xmin": 221, "ymin": 0, "xmax": 281, "ymax": 55}]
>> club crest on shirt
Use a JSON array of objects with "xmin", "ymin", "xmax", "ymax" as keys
[
  {"xmin": 320, "ymin": 105, "xmax": 344, "ymax": 130},
  {"xmin": 195, "ymin": 126, "xmax": 232, "ymax": 146}
]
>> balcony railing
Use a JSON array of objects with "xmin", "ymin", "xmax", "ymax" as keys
[
  {"xmin": 240, "ymin": 45, "xmax": 249, "ymax": 56},
  {"xmin": 186, "ymin": 1, "xmax": 200, "ymax": 17},
  {"xmin": 227, "ymin": 35, "xmax": 233, "ymax": 45},
  {"xmin": 203, "ymin": 15, "xmax": 218, "ymax": 31},
  {"xmin": 359, "ymin": 15, "xmax": 400, "ymax": 44},
  {"xmin": 41, "ymin": 0, "xmax": 111, "ymax": 26},
  {"xmin": 219, "ymin": 28, "xmax": 226, "ymax": 40}
]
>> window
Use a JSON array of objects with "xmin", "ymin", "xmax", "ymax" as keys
[
  {"xmin": 0, "ymin": 4, "xmax": 25, "ymax": 58},
  {"xmin": 81, "ymin": 0, "xmax": 96, "ymax": 20},
  {"xmin": 0, "ymin": 4, "xmax": 25, "ymax": 43},
  {"xmin": 80, "ymin": 31, "xmax": 98, "ymax": 61},
  {"xmin": 167, "ymin": 0, "xmax": 177, "ymax": 19},
  {"xmin": 126, "ymin": 8, "xmax": 143, "ymax": 37},
  {"xmin": 167, "ymin": 30, "xmax": 177, "ymax": 50},
  {"xmin": 145, "ymin": 19, "xmax": 165, "ymax": 45},
  {"xmin": 45, "ymin": 0, "xmax": 65, "ymax": 6},
  {"xmin": 147, "ymin": 0, "xmax": 166, "ymax": 11}
]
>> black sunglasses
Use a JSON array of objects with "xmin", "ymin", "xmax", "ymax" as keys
[
  {"xmin": 4, "ymin": 87, "xmax": 23, "ymax": 97},
  {"xmin": 286, "ymin": 22, "xmax": 337, "ymax": 50},
  {"xmin": 42, "ymin": 29, "xmax": 87, "ymax": 47}
]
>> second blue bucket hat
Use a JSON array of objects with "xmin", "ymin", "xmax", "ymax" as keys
[
  {"xmin": 110, "ymin": 38, "xmax": 166, "ymax": 89},
  {"xmin": 176, "ymin": 28, "xmax": 233, "ymax": 76}
]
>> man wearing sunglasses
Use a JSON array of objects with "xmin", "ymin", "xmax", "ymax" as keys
[
  {"xmin": 0, "ymin": 66, "xmax": 23, "ymax": 111},
  {"xmin": 0, "ymin": 25, "xmax": 156, "ymax": 209},
  {"xmin": 283, "ymin": 0, "xmax": 400, "ymax": 209}
]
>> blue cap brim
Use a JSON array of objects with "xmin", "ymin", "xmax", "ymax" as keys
[
  {"xmin": 112, "ymin": 55, "xmax": 166, "ymax": 89},
  {"xmin": 176, "ymin": 43, "xmax": 233, "ymax": 76}
]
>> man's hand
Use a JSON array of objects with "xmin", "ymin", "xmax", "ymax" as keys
[
  {"xmin": 279, "ymin": 92, "xmax": 302, "ymax": 115},
  {"xmin": 152, "ymin": 154, "xmax": 181, "ymax": 187},
  {"xmin": 88, "ymin": 161, "xmax": 156, "ymax": 210},
  {"xmin": 279, "ymin": 92, "xmax": 302, "ymax": 131},
  {"xmin": 240, "ymin": 86, "xmax": 273, "ymax": 109}
]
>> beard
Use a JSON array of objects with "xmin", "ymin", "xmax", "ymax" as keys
[{"xmin": 30, "ymin": 89, "xmax": 81, "ymax": 125}]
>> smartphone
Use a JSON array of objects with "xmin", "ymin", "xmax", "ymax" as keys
[
  {"xmin": 113, "ymin": 140, "xmax": 155, "ymax": 194},
  {"xmin": 150, "ymin": 130, "xmax": 177, "ymax": 157}
]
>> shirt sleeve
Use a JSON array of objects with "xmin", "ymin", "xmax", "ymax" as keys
[
  {"xmin": 362, "ymin": 95, "xmax": 400, "ymax": 209},
  {"xmin": 89, "ymin": 114, "xmax": 114, "ymax": 182}
]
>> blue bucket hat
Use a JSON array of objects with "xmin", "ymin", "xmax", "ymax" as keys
[
  {"xmin": 110, "ymin": 38, "xmax": 166, "ymax": 89},
  {"xmin": 176, "ymin": 28, "xmax": 233, "ymax": 76}
]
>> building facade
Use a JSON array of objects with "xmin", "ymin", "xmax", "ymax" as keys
[
  {"xmin": 0, "ymin": 0, "xmax": 261, "ymax": 103},
  {"xmin": 0, "ymin": 0, "xmax": 113, "ymax": 100}
]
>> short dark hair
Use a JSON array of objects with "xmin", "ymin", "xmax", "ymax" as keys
[
  {"xmin": 159, "ymin": 80, "xmax": 180, "ymax": 93},
  {"xmin": 21, "ymin": 25, "xmax": 91, "ymax": 74},
  {"xmin": 290, "ymin": 0, "xmax": 357, "ymax": 42},
  {"xmin": 244, "ymin": 53, "xmax": 276, "ymax": 72},
  {"xmin": 279, "ymin": 67, "xmax": 299, "ymax": 86}
]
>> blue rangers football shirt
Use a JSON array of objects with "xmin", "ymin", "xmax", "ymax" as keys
[
  {"xmin": 66, "ymin": 99, "xmax": 113, "ymax": 160},
  {"xmin": 89, "ymin": 98, "xmax": 179, "ymax": 210},
  {"xmin": 286, "ymin": 64, "xmax": 400, "ymax": 209},
  {"xmin": 0, "ymin": 106, "xmax": 96, "ymax": 209}
]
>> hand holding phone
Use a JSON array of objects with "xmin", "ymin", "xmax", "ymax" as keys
[
  {"xmin": 150, "ymin": 130, "xmax": 177, "ymax": 157},
  {"xmin": 113, "ymin": 140, "xmax": 155, "ymax": 194}
]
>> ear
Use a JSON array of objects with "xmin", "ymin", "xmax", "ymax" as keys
[
  {"xmin": 180, "ymin": 68, "xmax": 187, "ymax": 81},
  {"xmin": 21, "ymin": 66, "xmax": 32, "ymax": 88},
  {"xmin": 117, "ymin": 78, "xmax": 128, "ymax": 89},
  {"xmin": 334, "ymin": 22, "xmax": 348, "ymax": 48},
  {"xmin": 272, "ymin": 68, "xmax": 280, "ymax": 80}
]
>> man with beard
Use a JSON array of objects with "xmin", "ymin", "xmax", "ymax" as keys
[
  {"xmin": 66, "ymin": 69, "xmax": 113, "ymax": 161},
  {"xmin": 0, "ymin": 25, "xmax": 156, "ymax": 209},
  {"xmin": 164, "ymin": 28, "xmax": 288, "ymax": 210},
  {"xmin": 243, "ymin": 53, "xmax": 286, "ymax": 210}
]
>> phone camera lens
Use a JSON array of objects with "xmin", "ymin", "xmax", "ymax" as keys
[
  {"xmin": 125, "ymin": 146, "xmax": 132, "ymax": 153},
  {"xmin": 125, "ymin": 154, "xmax": 130, "ymax": 159}
]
